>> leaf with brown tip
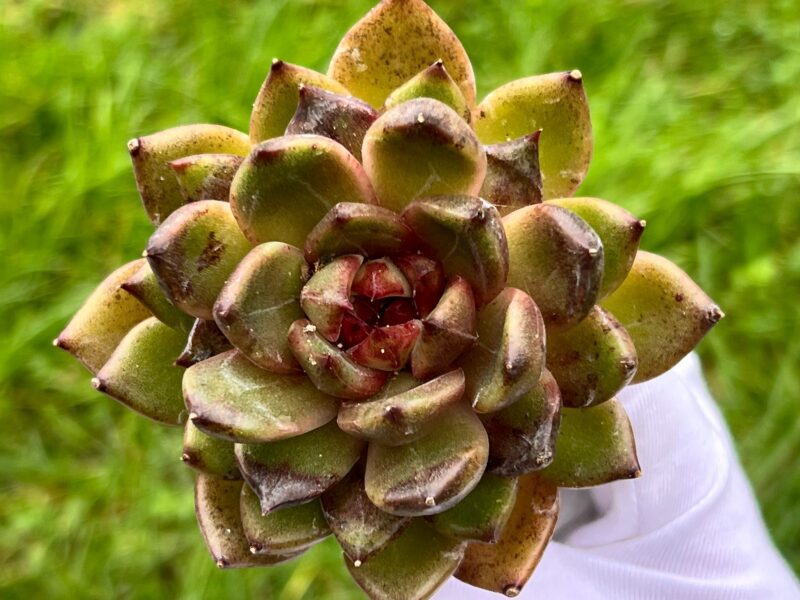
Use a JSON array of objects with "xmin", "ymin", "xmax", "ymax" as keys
[
  {"xmin": 175, "ymin": 318, "xmax": 232, "ymax": 367},
  {"xmin": 169, "ymin": 153, "xmax": 243, "ymax": 204},
  {"xmin": 601, "ymin": 251, "xmax": 723, "ymax": 382},
  {"xmin": 481, "ymin": 131, "xmax": 543, "ymax": 216},
  {"xmin": 385, "ymin": 60, "xmax": 472, "ymax": 123},
  {"xmin": 146, "ymin": 200, "xmax": 251, "ymax": 320},
  {"xmin": 122, "ymin": 261, "xmax": 193, "ymax": 332},
  {"xmin": 93, "ymin": 317, "xmax": 186, "ymax": 426},
  {"xmin": 476, "ymin": 71, "xmax": 592, "ymax": 199},
  {"xmin": 235, "ymin": 421, "xmax": 364, "ymax": 514},
  {"xmin": 455, "ymin": 473, "xmax": 558, "ymax": 597},
  {"xmin": 183, "ymin": 350, "xmax": 338, "ymax": 444},
  {"xmin": 182, "ymin": 420, "xmax": 241, "ymax": 480},
  {"xmin": 128, "ymin": 124, "xmax": 250, "ymax": 225},
  {"xmin": 328, "ymin": 0, "xmax": 475, "ymax": 108},
  {"xmin": 55, "ymin": 259, "xmax": 152, "ymax": 374},
  {"xmin": 300, "ymin": 254, "xmax": 363, "ymax": 342}
]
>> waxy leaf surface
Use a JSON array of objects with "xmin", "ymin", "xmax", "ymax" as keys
[
  {"xmin": 182, "ymin": 420, "xmax": 241, "ymax": 480},
  {"xmin": 122, "ymin": 261, "xmax": 193, "ymax": 332},
  {"xmin": 169, "ymin": 153, "xmax": 243, "ymax": 204},
  {"xmin": 385, "ymin": 60, "xmax": 471, "ymax": 122}
]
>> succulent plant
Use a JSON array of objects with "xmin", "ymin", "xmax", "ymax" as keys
[{"xmin": 55, "ymin": 1, "xmax": 723, "ymax": 598}]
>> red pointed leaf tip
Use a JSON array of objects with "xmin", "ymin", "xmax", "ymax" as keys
[
  {"xmin": 348, "ymin": 320, "xmax": 422, "ymax": 371},
  {"xmin": 351, "ymin": 258, "xmax": 412, "ymax": 301}
]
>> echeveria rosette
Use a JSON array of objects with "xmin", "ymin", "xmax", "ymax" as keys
[{"xmin": 55, "ymin": 1, "xmax": 724, "ymax": 598}]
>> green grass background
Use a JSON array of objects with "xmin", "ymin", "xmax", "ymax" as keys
[{"xmin": 1, "ymin": 0, "xmax": 798, "ymax": 597}]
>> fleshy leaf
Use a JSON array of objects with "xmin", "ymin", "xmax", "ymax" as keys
[
  {"xmin": 55, "ymin": 259, "xmax": 152, "ymax": 374},
  {"xmin": 455, "ymin": 473, "xmax": 558, "ymax": 596},
  {"xmin": 504, "ymin": 204, "xmax": 603, "ymax": 330},
  {"xmin": 338, "ymin": 369, "xmax": 465, "ymax": 445},
  {"xmin": 541, "ymin": 398, "xmax": 640, "ymax": 487},
  {"xmin": 328, "ymin": 0, "xmax": 476, "ymax": 108},
  {"xmin": 249, "ymin": 60, "xmax": 349, "ymax": 143},
  {"xmin": 230, "ymin": 135, "xmax": 376, "ymax": 248},
  {"xmin": 459, "ymin": 288, "xmax": 546, "ymax": 413},
  {"xmin": 385, "ymin": 60, "xmax": 472, "ymax": 123},
  {"xmin": 431, "ymin": 472, "xmax": 518, "ymax": 543},
  {"xmin": 403, "ymin": 196, "xmax": 508, "ymax": 306},
  {"xmin": 213, "ymin": 242, "xmax": 307, "ymax": 373},
  {"xmin": 304, "ymin": 203, "xmax": 416, "ymax": 264},
  {"xmin": 480, "ymin": 368, "xmax": 561, "ymax": 477},
  {"xmin": 146, "ymin": 200, "xmax": 251, "ymax": 320},
  {"xmin": 287, "ymin": 319, "xmax": 389, "ymax": 400},
  {"xmin": 169, "ymin": 153, "xmax": 243, "ymax": 204},
  {"xmin": 300, "ymin": 254, "xmax": 363, "ymax": 342},
  {"xmin": 351, "ymin": 258, "xmax": 412, "ymax": 300},
  {"xmin": 128, "ymin": 124, "xmax": 250, "ymax": 225},
  {"xmin": 286, "ymin": 85, "xmax": 378, "ymax": 161},
  {"xmin": 235, "ymin": 421, "xmax": 364, "ymax": 514},
  {"xmin": 181, "ymin": 420, "xmax": 241, "ymax": 480},
  {"xmin": 363, "ymin": 100, "xmax": 486, "ymax": 212},
  {"xmin": 175, "ymin": 318, "xmax": 233, "ymax": 368},
  {"xmin": 410, "ymin": 276, "xmax": 476, "ymax": 380},
  {"xmin": 121, "ymin": 261, "xmax": 193, "ymax": 332},
  {"xmin": 195, "ymin": 475, "xmax": 301, "ymax": 568},
  {"xmin": 321, "ymin": 469, "xmax": 411, "ymax": 563},
  {"xmin": 345, "ymin": 519, "xmax": 466, "ymax": 600},
  {"xmin": 475, "ymin": 71, "xmax": 592, "ymax": 199},
  {"xmin": 347, "ymin": 320, "xmax": 422, "ymax": 371},
  {"xmin": 546, "ymin": 306, "xmax": 637, "ymax": 408},
  {"xmin": 481, "ymin": 131, "xmax": 543, "ymax": 216},
  {"xmin": 93, "ymin": 317, "xmax": 186, "ymax": 426},
  {"xmin": 240, "ymin": 484, "xmax": 330, "ymax": 554},
  {"xmin": 183, "ymin": 350, "xmax": 338, "ymax": 444},
  {"xmin": 549, "ymin": 197, "xmax": 645, "ymax": 298},
  {"xmin": 601, "ymin": 251, "xmax": 723, "ymax": 382},
  {"xmin": 365, "ymin": 403, "xmax": 489, "ymax": 516},
  {"xmin": 394, "ymin": 254, "xmax": 445, "ymax": 318}
]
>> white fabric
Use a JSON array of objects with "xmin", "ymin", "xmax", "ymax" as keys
[{"xmin": 438, "ymin": 354, "xmax": 800, "ymax": 599}]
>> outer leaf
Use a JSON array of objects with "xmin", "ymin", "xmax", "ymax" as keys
[
  {"xmin": 175, "ymin": 318, "xmax": 232, "ymax": 368},
  {"xmin": 122, "ymin": 261, "xmax": 193, "ymax": 332},
  {"xmin": 601, "ymin": 251, "xmax": 723, "ymax": 382},
  {"xmin": 365, "ymin": 403, "xmax": 489, "ymax": 516},
  {"xmin": 235, "ymin": 421, "xmax": 364, "ymax": 514},
  {"xmin": 481, "ymin": 131, "xmax": 543, "ymax": 216},
  {"xmin": 384, "ymin": 60, "xmax": 471, "ymax": 122},
  {"xmin": 169, "ymin": 153, "xmax": 243, "ymax": 204},
  {"xmin": 92, "ymin": 317, "xmax": 186, "ymax": 426},
  {"xmin": 128, "ymin": 124, "xmax": 250, "ymax": 225},
  {"xmin": 183, "ymin": 350, "xmax": 338, "ymax": 444},
  {"xmin": 146, "ymin": 200, "xmax": 251, "ymax": 320},
  {"xmin": 230, "ymin": 135, "xmax": 376, "ymax": 248},
  {"xmin": 182, "ymin": 420, "xmax": 241, "ymax": 480},
  {"xmin": 363, "ymin": 100, "xmax": 486, "ymax": 213},
  {"xmin": 55, "ymin": 259, "xmax": 152, "ymax": 374},
  {"xmin": 328, "ymin": 0, "xmax": 476, "ymax": 108},
  {"xmin": 455, "ymin": 474, "xmax": 558, "ymax": 596},
  {"xmin": 541, "ymin": 398, "xmax": 640, "ymax": 487},
  {"xmin": 300, "ymin": 254, "xmax": 363, "ymax": 343},
  {"xmin": 475, "ymin": 71, "xmax": 592, "ymax": 199},
  {"xmin": 249, "ymin": 60, "xmax": 348, "ymax": 143},
  {"xmin": 345, "ymin": 520, "xmax": 466, "ymax": 600},
  {"xmin": 546, "ymin": 306, "xmax": 637, "ymax": 408}
]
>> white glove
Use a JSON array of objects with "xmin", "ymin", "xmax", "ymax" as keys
[{"xmin": 438, "ymin": 353, "xmax": 800, "ymax": 599}]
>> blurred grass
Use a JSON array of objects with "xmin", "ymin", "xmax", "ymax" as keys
[{"xmin": 0, "ymin": 0, "xmax": 798, "ymax": 597}]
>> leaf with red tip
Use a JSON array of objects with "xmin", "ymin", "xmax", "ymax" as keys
[
  {"xmin": 347, "ymin": 320, "xmax": 422, "ymax": 371},
  {"xmin": 541, "ymin": 398, "xmax": 640, "ymax": 487},
  {"xmin": 249, "ymin": 60, "xmax": 348, "ymax": 143},
  {"xmin": 328, "ymin": 0, "xmax": 476, "ymax": 108},
  {"xmin": 380, "ymin": 298, "xmax": 417, "ymax": 326},
  {"xmin": 122, "ymin": 261, "xmax": 193, "ymax": 332},
  {"xmin": 460, "ymin": 288, "xmax": 545, "ymax": 413},
  {"xmin": 338, "ymin": 369, "xmax": 465, "ymax": 445},
  {"xmin": 504, "ymin": 204, "xmax": 603, "ymax": 330},
  {"xmin": 480, "ymin": 368, "xmax": 561, "ymax": 477},
  {"xmin": 481, "ymin": 132, "xmax": 543, "ymax": 216},
  {"xmin": 304, "ymin": 203, "xmax": 416, "ymax": 264},
  {"xmin": 394, "ymin": 254, "xmax": 445, "ymax": 318},
  {"xmin": 213, "ymin": 242, "xmax": 307, "ymax": 374},
  {"xmin": 182, "ymin": 420, "xmax": 241, "ymax": 480},
  {"xmin": 365, "ymin": 403, "xmax": 489, "ymax": 516},
  {"xmin": 146, "ymin": 200, "xmax": 251, "ymax": 320},
  {"xmin": 385, "ymin": 60, "xmax": 471, "ymax": 123},
  {"xmin": 300, "ymin": 254, "xmax": 363, "ymax": 342},
  {"xmin": 169, "ymin": 153, "xmax": 243, "ymax": 204},
  {"xmin": 128, "ymin": 124, "xmax": 250, "ymax": 225},
  {"xmin": 601, "ymin": 251, "xmax": 723, "ymax": 383},
  {"xmin": 230, "ymin": 135, "xmax": 376, "ymax": 248},
  {"xmin": 363, "ymin": 100, "xmax": 486, "ymax": 212},
  {"xmin": 55, "ymin": 259, "xmax": 152, "ymax": 374},
  {"xmin": 476, "ymin": 71, "xmax": 592, "ymax": 199},
  {"xmin": 351, "ymin": 258, "xmax": 412, "ymax": 301},
  {"xmin": 410, "ymin": 276, "xmax": 476, "ymax": 380},
  {"xmin": 286, "ymin": 86, "xmax": 378, "ymax": 161},
  {"xmin": 235, "ymin": 421, "xmax": 364, "ymax": 514},
  {"xmin": 183, "ymin": 350, "xmax": 338, "ymax": 444},
  {"xmin": 455, "ymin": 473, "xmax": 558, "ymax": 596},
  {"xmin": 288, "ymin": 319, "xmax": 389, "ymax": 400},
  {"xmin": 93, "ymin": 317, "xmax": 186, "ymax": 426},
  {"xmin": 403, "ymin": 196, "xmax": 508, "ymax": 306},
  {"xmin": 175, "ymin": 318, "xmax": 232, "ymax": 368}
]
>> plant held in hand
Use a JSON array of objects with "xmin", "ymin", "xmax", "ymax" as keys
[{"xmin": 56, "ymin": 1, "xmax": 723, "ymax": 598}]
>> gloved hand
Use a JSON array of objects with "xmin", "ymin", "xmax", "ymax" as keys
[{"xmin": 438, "ymin": 353, "xmax": 800, "ymax": 599}]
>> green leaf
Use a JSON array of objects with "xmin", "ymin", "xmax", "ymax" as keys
[
  {"xmin": 181, "ymin": 420, "xmax": 241, "ymax": 480},
  {"xmin": 121, "ymin": 261, "xmax": 193, "ymax": 332},
  {"xmin": 384, "ymin": 60, "xmax": 471, "ymax": 122},
  {"xmin": 169, "ymin": 153, "xmax": 243, "ymax": 204}
]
